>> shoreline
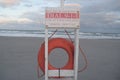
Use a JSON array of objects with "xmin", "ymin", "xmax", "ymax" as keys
[{"xmin": 0, "ymin": 35, "xmax": 120, "ymax": 40}]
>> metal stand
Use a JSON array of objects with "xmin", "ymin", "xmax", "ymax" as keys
[
  {"xmin": 74, "ymin": 29, "xmax": 79, "ymax": 80},
  {"xmin": 44, "ymin": 0, "xmax": 79, "ymax": 80},
  {"xmin": 44, "ymin": 28, "xmax": 79, "ymax": 80},
  {"xmin": 45, "ymin": 28, "xmax": 48, "ymax": 80}
]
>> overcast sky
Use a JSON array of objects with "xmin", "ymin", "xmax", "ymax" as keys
[{"xmin": 0, "ymin": 0, "xmax": 120, "ymax": 33}]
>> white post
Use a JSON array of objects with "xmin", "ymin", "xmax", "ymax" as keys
[
  {"xmin": 60, "ymin": 0, "xmax": 64, "ymax": 7},
  {"xmin": 45, "ymin": 27, "xmax": 48, "ymax": 80},
  {"xmin": 74, "ymin": 29, "xmax": 79, "ymax": 80}
]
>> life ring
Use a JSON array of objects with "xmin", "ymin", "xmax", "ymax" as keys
[{"xmin": 38, "ymin": 38, "xmax": 74, "ymax": 73}]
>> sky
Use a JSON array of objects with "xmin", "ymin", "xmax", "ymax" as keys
[{"xmin": 0, "ymin": 0, "xmax": 120, "ymax": 33}]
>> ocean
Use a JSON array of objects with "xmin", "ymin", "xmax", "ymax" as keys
[{"xmin": 0, "ymin": 29, "xmax": 120, "ymax": 39}]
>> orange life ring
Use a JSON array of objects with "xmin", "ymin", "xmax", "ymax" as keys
[{"xmin": 38, "ymin": 38, "xmax": 74, "ymax": 73}]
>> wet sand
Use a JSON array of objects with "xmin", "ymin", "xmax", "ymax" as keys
[{"xmin": 0, "ymin": 36, "xmax": 120, "ymax": 80}]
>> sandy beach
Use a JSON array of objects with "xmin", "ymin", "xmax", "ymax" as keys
[{"xmin": 0, "ymin": 36, "xmax": 120, "ymax": 80}]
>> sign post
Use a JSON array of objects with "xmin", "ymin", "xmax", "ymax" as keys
[
  {"xmin": 61, "ymin": 0, "xmax": 64, "ymax": 7},
  {"xmin": 44, "ymin": 0, "xmax": 80, "ymax": 80}
]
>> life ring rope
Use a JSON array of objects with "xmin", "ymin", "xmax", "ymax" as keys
[{"xmin": 37, "ymin": 29, "xmax": 88, "ymax": 78}]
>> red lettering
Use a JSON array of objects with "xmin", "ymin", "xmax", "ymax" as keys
[{"xmin": 46, "ymin": 12, "xmax": 80, "ymax": 19}]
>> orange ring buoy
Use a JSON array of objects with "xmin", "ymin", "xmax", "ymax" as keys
[{"xmin": 38, "ymin": 38, "xmax": 74, "ymax": 73}]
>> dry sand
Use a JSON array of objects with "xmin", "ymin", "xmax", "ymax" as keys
[{"xmin": 0, "ymin": 36, "xmax": 120, "ymax": 80}]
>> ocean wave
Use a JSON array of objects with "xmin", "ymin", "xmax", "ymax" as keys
[{"xmin": 0, "ymin": 29, "xmax": 120, "ymax": 39}]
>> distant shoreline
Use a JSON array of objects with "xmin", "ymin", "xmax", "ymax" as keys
[
  {"xmin": 0, "ymin": 35, "xmax": 120, "ymax": 40},
  {"xmin": 0, "ymin": 29, "xmax": 120, "ymax": 39}
]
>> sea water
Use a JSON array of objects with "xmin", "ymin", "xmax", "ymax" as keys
[{"xmin": 0, "ymin": 29, "xmax": 120, "ymax": 39}]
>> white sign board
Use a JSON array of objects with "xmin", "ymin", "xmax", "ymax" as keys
[{"xmin": 45, "ymin": 7, "xmax": 80, "ymax": 28}]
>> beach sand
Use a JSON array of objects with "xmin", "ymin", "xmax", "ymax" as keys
[{"xmin": 0, "ymin": 36, "xmax": 120, "ymax": 80}]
